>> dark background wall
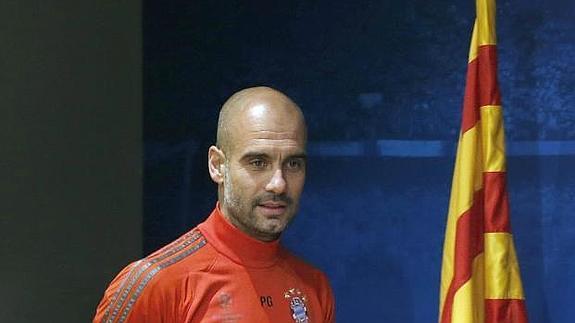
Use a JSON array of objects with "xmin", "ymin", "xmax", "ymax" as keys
[
  {"xmin": 2, "ymin": 0, "xmax": 572, "ymax": 322},
  {"xmin": 1, "ymin": 1, "xmax": 141, "ymax": 322},
  {"xmin": 144, "ymin": 0, "xmax": 575, "ymax": 322}
]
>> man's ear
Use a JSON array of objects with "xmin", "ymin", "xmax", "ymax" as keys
[{"xmin": 208, "ymin": 145, "xmax": 225, "ymax": 184}]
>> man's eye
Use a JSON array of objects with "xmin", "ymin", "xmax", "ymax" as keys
[
  {"xmin": 250, "ymin": 160, "xmax": 266, "ymax": 168},
  {"xmin": 287, "ymin": 159, "xmax": 303, "ymax": 170}
]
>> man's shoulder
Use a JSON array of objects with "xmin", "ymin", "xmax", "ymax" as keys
[
  {"xmin": 146, "ymin": 228, "xmax": 209, "ymax": 263},
  {"xmin": 93, "ymin": 228, "xmax": 217, "ymax": 322},
  {"xmin": 279, "ymin": 246, "xmax": 329, "ymax": 281},
  {"xmin": 137, "ymin": 228, "xmax": 217, "ymax": 279},
  {"xmin": 111, "ymin": 228, "xmax": 217, "ymax": 293}
]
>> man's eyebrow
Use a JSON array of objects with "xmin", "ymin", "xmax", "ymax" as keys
[
  {"xmin": 288, "ymin": 153, "xmax": 307, "ymax": 160},
  {"xmin": 239, "ymin": 151, "xmax": 307, "ymax": 161},
  {"xmin": 240, "ymin": 152, "xmax": 271, "ymax": 161}
]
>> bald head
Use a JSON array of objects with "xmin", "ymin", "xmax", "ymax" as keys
[
  {"xmin": 216, "ymin": 86, "xmax": 307, "ymax": 155},
  {"xmin": 209, "ymin": 86, "xmax": 308, "ymax": 241}
]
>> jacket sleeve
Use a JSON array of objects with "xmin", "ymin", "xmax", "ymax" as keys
[{"xmin": 92, "ymin": 261, "xmax": 180, "ymax": 323}]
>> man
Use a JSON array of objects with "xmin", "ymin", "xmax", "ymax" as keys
[{"xmin": 93, "ymin": 86, "xmax": 335, "ymax": 323}]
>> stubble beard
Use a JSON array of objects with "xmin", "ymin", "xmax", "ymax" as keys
[
  {"xmin": 222, "ymin": 165, "xmax": 261, "ymax": 238},
  {"xmin": 222, "ymin": 165, "xmax": 294, "ymax": 241}
]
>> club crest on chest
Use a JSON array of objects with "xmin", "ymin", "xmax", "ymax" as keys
[{"xmin": 284, "ymin": 288, "xmax": 309, "ymax": 323}]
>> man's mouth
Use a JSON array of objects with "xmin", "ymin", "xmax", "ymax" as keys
[{"xmin": 257, "ymin": 202, "xmax": 287, "ymax": 216}]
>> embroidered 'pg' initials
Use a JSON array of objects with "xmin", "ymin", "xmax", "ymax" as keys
[{"xmin": 260, "ymin": 296, "xmax": 273, "ymax": 307}]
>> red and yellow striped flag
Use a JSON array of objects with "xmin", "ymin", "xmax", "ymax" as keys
[{"xmin": 439, "ymin": 0, "xmax": 528, "ymax": 322}]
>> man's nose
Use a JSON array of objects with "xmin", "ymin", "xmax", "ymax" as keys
[{"xmin": 265, "ymin": 168, "xmax": 287, "ymax": 194}]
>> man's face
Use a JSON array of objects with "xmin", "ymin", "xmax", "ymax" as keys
[{"xmin": 219, "ymin": 102, "xmax": 307, "ymax": 241}]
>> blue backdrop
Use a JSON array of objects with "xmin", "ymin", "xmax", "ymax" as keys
[{"xmin": 143, "ymin": 0, "xmax": 575, "ymax": 322}]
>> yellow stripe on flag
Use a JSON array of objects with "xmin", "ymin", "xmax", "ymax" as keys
[
  {"xmin": 451, "ymin": 126, "xmax": 484, "ymax": 216},
  {"xmin": 468, "ymin": 21, "xmax": 479, "ymax": 62},
  {"xmin": 476, "ymin": 0, "xmax": 497, "ymax": 46},
  {"xmin": 484, "ymin": 233, "xmax": 526, "ymax": 299},
  {"xmin": 480, "ymin": 105, "xmax": 506, "ymax": 172},
  {"xmin": 439, "ymin": 125, "xmax": 484, "ymax": 314},
  {"xmin": 468, "ymin": 0, "xmax": 497, "ymax": 62},
  {"xmin": 451, "ymin": 253, "xmax": 485, "ymax": 323}
]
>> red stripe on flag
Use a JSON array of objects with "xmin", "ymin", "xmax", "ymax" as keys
[
  {"xmin": 461, "ymin": 45, "xmax": 502, "ymax": 133},
  {"xmin": 485, "ymin": 299, "xmax": 528, "ymax": 323},
  {"xmin": 484, "ymin": 172, "xmax": 511, "ymax": 232},
  {"xmin": 440, "ymin": 189, "xmax": 485, "ymax": 323}
]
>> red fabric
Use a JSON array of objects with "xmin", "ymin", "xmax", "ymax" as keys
[
  {"xmin": 461, "ymin": 45, "xmax": 501, "ymax": 134},
  {"xmin": 485, "ymin": 299, "xmax": 528, "ymax": 323},
  {"xmin": 483, "ymin": 172, "xmax": 511, "ymax": 233},
  {"xmin": 93, "ymin": 204, "xmax": 335, "ymax": 323},
  {"xmin": 440, "ymin": 189, "xmax": 485, "ymax": 323}
]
